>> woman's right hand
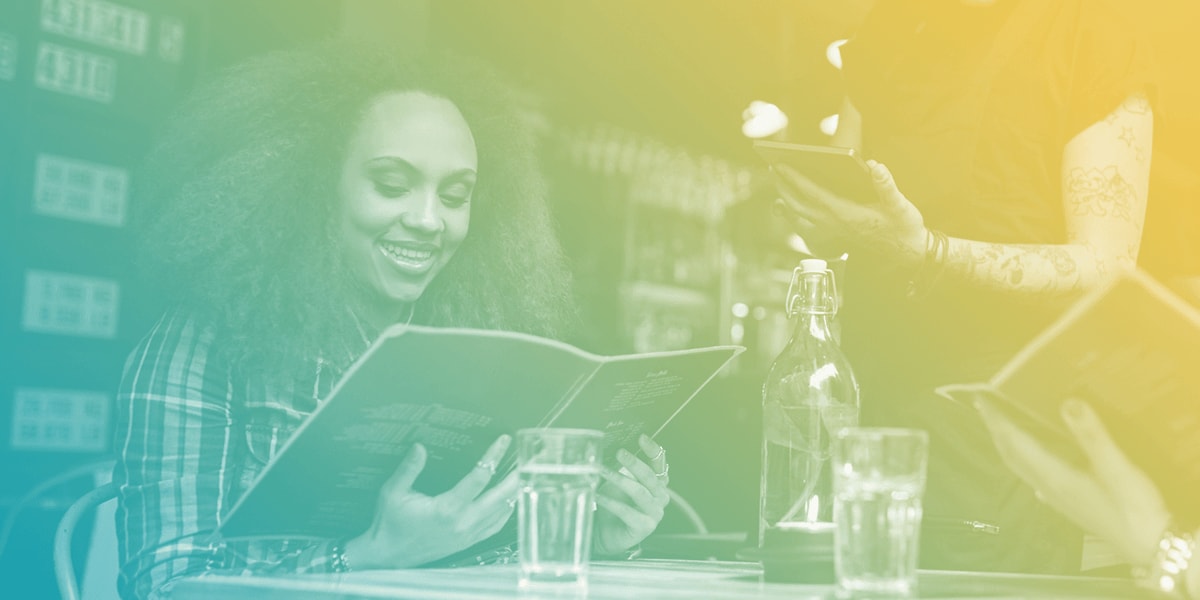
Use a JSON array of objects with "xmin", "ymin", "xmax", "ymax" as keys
[{"xmin": 343, "ymin": 434, "xmax": 518, "ymax": 569}]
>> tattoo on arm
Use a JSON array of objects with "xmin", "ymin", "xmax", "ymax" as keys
[
  {"xmin": 930, "ymin": 93, "xmax": 1147, "ymax": 303},
  {"xmin": 1118, "ymin": 126, "xmax": 1135, "ymax": 147},
  {"xmin": 1065, "ymin": 166, "xmax": 1140, "ymax": 226},
  {"xmin": 1079, "ymin": 240, "xmax": 1109, "ymax": 277},
  {"xmin": 951, "ymin": 240, "xmax": 1085, "ymax": 301}
]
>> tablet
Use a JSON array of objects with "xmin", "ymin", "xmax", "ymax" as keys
[{"xmin": 753, "ymin": 141, "xmax": 877, "ymax": 203}]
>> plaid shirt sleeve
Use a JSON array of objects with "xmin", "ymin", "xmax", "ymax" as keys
[{"xmin": 113, "ymin": 313, "xmax": 340, "ymax": 600}]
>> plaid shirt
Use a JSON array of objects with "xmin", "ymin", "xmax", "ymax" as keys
[{"xmin": 113, "ymin": 312, "xmax": 356, "ymax": 599}]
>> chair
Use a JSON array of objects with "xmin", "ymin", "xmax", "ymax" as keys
[
  {"xmin": 666, "ymin": 488, "xmax": 708, "ymax": 534},
  {"xmin": 54, "ymin": 482, "xmax": 119, "ymax": 600}
]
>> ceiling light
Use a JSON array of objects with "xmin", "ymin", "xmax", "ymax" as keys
[
  {"xmin": 826, "ymin": 39, "xmax": 848, "ymax": 70},
  {"xmin": 741, "ymin": 100, "xmax": 789, "ymax": 139}
]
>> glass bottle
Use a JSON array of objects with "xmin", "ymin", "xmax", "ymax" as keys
[{"xmin": 759, "ymin": 258, "xmax": 860, "ymax": 543}]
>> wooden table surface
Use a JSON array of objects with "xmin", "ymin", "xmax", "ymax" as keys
[{"xmin": 168, "ymin": 559, "xmax": 1146, "ymax": 599}]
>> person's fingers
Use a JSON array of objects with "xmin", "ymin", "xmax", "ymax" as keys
[
  {"xmin": 1060, "ymin": 400, "xmax": 1141, "ymax": 483},
  {"xmin": 774, "ymin": 164, "xmax": 836, "ymax": 205},
  {"xmin": 599, "ymin": 469, "xmax": 660, "ymax": 514},
  {"xmin": 616, "ymin": 449, "xmax": 670, "ymax": 505},
  {"xmin": 470, "ymin": 487, "xmax": 518, "ymax": 541},
  {"xmin": 976, "ymin": 399, "xmax": 1105, "ymax": 511},
  {"xmin": 383, "ymin": 442, "xmax": 428, "ymax": 494},
  {"xmin": 773, "ymin": 199, "xmax": 822, "ymax": 243},
  {"xmin": 978, "ymin": 399, "xmax": 1170, "ymax": 563},
  {"xmin": 974, "ymin": 398, "xmax": 1070, "ymax": 487},
  {"xmin": 473, "ymin": 469, "xmax": 519, "ymax": 508},
  {"xmin": 442, "ymin": 434, "xmax": 511, "ymax": 502},
  {"xmin": 637, "ymin": 435, "xmax": 672, "ymax": 495},
  {"xmin": 451, "ymin": 472, "xmax": 517, "ymax": 547},
  {"xmin": 639, "ymin": 435, "xmax": 667, "ymax": 473},
  {"xmin": 866, "ymin": 160, "xmax": 897, "ymax": 195},
  {"xmin": 773, "ymin": 194, "xmax": 820, "ymax": 223},
  {"xmin": 1056, "ymin": 400, "xmax": 1166, "ymax": 564},
  {"xmin": 616, "ymin": 448, "xmax": 662, "ymax": 488},
  {"xmin": 1060, "ymin": 399, "xmax": 1165, "ymax": 511},
  {"xmin": 475, "ymin": 503, "xmax": 516, "ymax": 542},
  {"xmin": 596, "ymin": 494, "xmax": 656, "ymax": 533}
]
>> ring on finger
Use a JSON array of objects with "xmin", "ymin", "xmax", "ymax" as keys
[
  {"xmin": 506, "ymin": 497, "xmax": 517, "ymax": 508},
  {"xmin": 654, "ymin": 464, "xmax": 670, "ymax": 479},
  {"xmin": 650, "ymin": 446, "xmax": 666, "ymax": 462},
  {"xmin": 476, "ymin": 460, "xmax": 498, "ymax": 475}
]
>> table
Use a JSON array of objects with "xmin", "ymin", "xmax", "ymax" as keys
[{"xmin": 169, "ymin": 559, "xmax": 1147, "ymax": 599}]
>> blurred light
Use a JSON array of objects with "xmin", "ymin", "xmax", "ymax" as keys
[
  {"xmin": 741, "ymin": 100, "xmax": 789, "ymax": 139},
  {"xmin": 752, "ymin": 306, "xmax": 768, "ymax": 320},
  {"xmin": 787, "ymin": 233, "xmax": 811, "ymax": 254},
  {"xmin": 731, "ymin": 323, "xmax": 745, "ymax": 343},
  {"xmin": 826, "ymin": 39, "xmax": 848, "ymax": 70},
  {"xmin": 732, "ymin": 302, "xmax": 750, "ymax": 318},
  {"xmin": 819, "ymin": 113, "xmax": 840, "ymax": 136}
]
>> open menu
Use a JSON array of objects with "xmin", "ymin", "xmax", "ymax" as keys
[
  {"xmin": 937, "ymin": 269, "xmax": 1200, "ymax": 524},
  {"xmin": 216, "ymin": 324, "xmax": 743, "ymax": 540}
]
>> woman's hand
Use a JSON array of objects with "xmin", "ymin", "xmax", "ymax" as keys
[
  {"xmin": 773, "ymin": 160, "xmax": 926, "ymax": 268},
  {"xmin": 592, "ymin": 435, "xmax": 671, "ymax": 557},
  {"xmin": 977, "ymin": 398, "xmax": 1170, "ymax": 567},
  {"xmin": 344, "ymin": 435, "xmax": 518, "ymax": 569}
]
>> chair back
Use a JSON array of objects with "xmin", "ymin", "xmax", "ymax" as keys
[{"xmin": 54, "ymin": 482, "xmax": 119, "ymax": 600}]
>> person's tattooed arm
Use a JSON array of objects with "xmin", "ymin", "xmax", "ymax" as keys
[{"xmin": 938, "ymin": 92, "xmax": 1153, "ymax": 303}]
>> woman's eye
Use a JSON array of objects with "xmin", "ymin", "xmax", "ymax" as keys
[
  {"xmin": 440, "ymin": 184, "xmax": 473, "ymax": 207},
  {"xmin": 441, "ymin": 194, "xmax": 470, "ymax": 208},
  {"xmin": 374, "ymin": 182, "xmax": 410, "ymax": 198}
]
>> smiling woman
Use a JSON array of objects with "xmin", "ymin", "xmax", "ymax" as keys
[
  {"xmin": 132, "ymin": 40, "xmax": 574, "ymax": 376},
  {"xmin": 111, "ymin": 40, "xmax": 671, "ymax": 600},
  {"xmin": 336, "ymin": 92, "xmax": 477, "ymax": 324}
]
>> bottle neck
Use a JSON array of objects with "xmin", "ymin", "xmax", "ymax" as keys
[
  {"xmin": 788, "ymin": 271, "xmax": 837, "ymax": 341},
  {"xmin": 793, "ymin": 309, "xmax": 835, "ymax": 343}
]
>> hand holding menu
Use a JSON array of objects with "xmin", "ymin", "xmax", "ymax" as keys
[
  {"xmin": 218, "ymin": 325, "xmax": 743, "ymax": 540},
  {"xmin": 938, "ymin": 269, "xmax": 1200, "ymax": 524}
]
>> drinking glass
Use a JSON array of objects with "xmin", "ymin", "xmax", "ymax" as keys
[
  {"xmin": 517, "ymin": 428, "xmax": 603, "ymax": 590},
  {"xmin": 832, "ymin": 427, "xmax": 929, "ymax": 595}
]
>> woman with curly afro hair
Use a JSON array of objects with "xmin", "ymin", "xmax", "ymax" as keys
[{"xmin": 112, "ymin": 39, "xmax": 671, "ymax": 599}]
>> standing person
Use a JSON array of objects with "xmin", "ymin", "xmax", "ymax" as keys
[
  {"xmin": 772, "ymin": 0, "xmax": 1154, "ymax": 572},
  {"xmin": 114, "ymin": 40, "xmax": 671, "ymax": 600}
]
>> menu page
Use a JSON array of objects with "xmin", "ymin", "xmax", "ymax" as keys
[
  {"xmin": 549, "ymin": 346, "xmax": 742, "ymax": 464},
  {"xmin": 218, "ymin": 325, "xmax": 743, "ymax": 540},
  {"xmin": 988, "ymin": 269, "xmax": 1200, "ymax": 523},
  {"xmin": 219, "ymin": 326, "xmax": 593, "ymax": 539}
]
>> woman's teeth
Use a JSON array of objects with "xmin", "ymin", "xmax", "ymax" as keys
[{"xmin": 379, "ymin": 242, "xmax": 434, "ymax": 268}]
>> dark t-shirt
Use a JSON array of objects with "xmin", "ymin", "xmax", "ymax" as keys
[{"xmin": 837, "ymin": 0, "xmax": 1155, "ymax": 573}]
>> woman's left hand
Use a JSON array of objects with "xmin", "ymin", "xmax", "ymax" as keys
[
  {"xmin": 592, "ymin": 435, "xmax": 671, "ymax": 557},
  {"xmin": 773, "ymin": 160, "xmax": 926, "ymax": 268},
  {"xmin": 977, "ymin": 398, "xmax": 1171, "ymax": 567}
]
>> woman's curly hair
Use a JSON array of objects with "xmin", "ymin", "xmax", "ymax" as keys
[{"xmin": 137, "ymin": 38, "xmax": 577, "ymax": 375}]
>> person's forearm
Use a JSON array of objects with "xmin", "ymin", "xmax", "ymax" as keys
[
  {"xmin": 931, "ymin": 92, "xmax": 1149, "ymax": 304},
  {"xmin": 940, "ymin": 237, "xmax": 1130, "ymax": 303}
]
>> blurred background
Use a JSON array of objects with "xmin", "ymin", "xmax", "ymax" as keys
[{"xmin": 1, "ymin": 1, "xmax": 1198, "ymax": 597}]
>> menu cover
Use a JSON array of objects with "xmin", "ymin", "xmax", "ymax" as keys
[
  {"xmin": 938, "ymin": 269, "xmax": 1200, "ymax": 524},
  {"xmin": 217, "ymin": 324, "xmax": 743, "ymax": 540}
]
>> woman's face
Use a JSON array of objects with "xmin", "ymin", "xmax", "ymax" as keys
[{"xmin": 337, "ymin": 91, "xmax": 476, "ymax": 320}]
